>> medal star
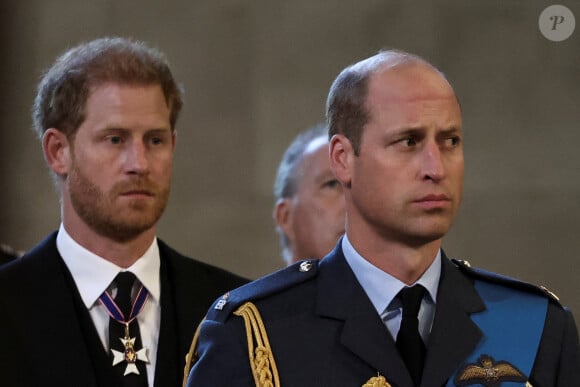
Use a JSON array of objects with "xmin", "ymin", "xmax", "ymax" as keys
[
  {"xmin": 111, "ymin": 335, "xmax": 150, "ymax": 375},
  {"xmin": 112, "ymin": 349, "xmax": 126, "ymax": 366},
  {"xmin": 136, "ymin": 347, "xmax": 150, "ymax": 363},
  {"xmin": 124, "ymin": 362, "xmax": 140, "ymax": 376},
  {"xmin": 120, "ymin": 336, "xmax": 136, "ymax": 347}
]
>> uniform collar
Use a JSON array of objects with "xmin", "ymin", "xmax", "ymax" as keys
[{"xmin": 341, "ymin": 234, "xmax": 441, "ymax": 317}]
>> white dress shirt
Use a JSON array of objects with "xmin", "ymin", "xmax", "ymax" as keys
[
  {"xmin": 57, "ymin": 224, "xmax": 161, "ymax": 386},
  {"xmin": 341, "ymin": 234, "xmax": 441, "ymax": 344}
]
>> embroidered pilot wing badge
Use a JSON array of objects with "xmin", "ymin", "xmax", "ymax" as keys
[
  {"xmin": 362, "ymin": 374, "xmax": 391, "ymax": 387},
  {"xmin": 455, "ymin": 354, "xmax": 528, "ymax": 386}
]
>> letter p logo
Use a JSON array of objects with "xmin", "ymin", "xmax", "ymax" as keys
[
  {"xmin": 539, "ymin": 5, "xmax": 576, "ymax": 42},
  {"xmin": 550, "ymin": 15, "xmax": 566, "ymax": 30}
]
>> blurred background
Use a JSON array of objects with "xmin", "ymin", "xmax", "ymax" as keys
[{"xmin": 1, "ymin": 1, "xmax": 578, "ymax": 317}]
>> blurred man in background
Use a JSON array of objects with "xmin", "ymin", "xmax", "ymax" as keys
[{"xmin": 273, "ymin": 124, "xmax": 345, "ymax": 265}]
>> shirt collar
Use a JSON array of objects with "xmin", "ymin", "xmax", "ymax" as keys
[
  {"xmin": 341, "ymin": 234, "xmax": 441, "ymax": 316},
  {"xmin": 57, "ymin": 224, "xmax": 161, "ymax": 309}
]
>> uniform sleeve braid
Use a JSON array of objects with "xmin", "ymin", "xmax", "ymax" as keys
[
  {"xmin": 234, "ymin": 302, "xmax": 281, "ymax": 387},
  {"xmin": 182, "ymin": 316, "xmax": 205, "ymax": 387}
]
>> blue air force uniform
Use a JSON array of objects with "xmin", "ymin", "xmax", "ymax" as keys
[{"xmin": 186, "ymin": 242, "xmax": 579, "ymax": 387}]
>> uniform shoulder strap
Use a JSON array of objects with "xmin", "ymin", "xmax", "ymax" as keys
[{"xmin": 182, "ymin": 260, "xmax": 318, "ymax": 386}]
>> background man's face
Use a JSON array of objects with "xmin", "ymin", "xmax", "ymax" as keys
[{"xmin": 283, "ymin": 137, "xmax": 346, "ymax": 262}]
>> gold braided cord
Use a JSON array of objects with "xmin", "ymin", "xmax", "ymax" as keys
[
  {"xmin": 362, "ymin": 375, "xmax": 391, "ymax": 387},
  {"xmin": 234, "ymin": 302, "xmax": 281, "ymax": 387},
  {"xmin": 182, "ymin": 317, "xmax": 205, "ymax": 387}
]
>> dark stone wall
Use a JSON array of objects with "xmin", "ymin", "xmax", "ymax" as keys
[{"xmin": 2, "ymin": 0, "xmax": 578, "ymax": 316}]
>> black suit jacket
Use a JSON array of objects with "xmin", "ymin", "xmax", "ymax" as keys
[
  {"xmin": 0, "ymin": 243, "xmax": 20, "ymax": 265},
  {"xmin": 0, "ymin": 232, "xmax": 248, "ymax": 387},
  {"xmin": 187, "ymin": 244, "xmax": 579, "ymax": 387}
]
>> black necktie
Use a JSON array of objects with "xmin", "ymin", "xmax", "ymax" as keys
[
  {"xmin": 396, "ymin": 285, "xmax": 426, "ymax": 386},
  {"xmin": 109, "ymin": 272, "xmax": 148, "ymax": 386}
]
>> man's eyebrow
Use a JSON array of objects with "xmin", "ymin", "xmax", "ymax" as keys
[
  {"xmin": 146, "ymin": 128, "xmax": 173, "ymax": 134},
  {"xmin": 389, "ymin": 127, "xmax": 427, "ymax": 137},
  {"xmin": 99, "ymin": 127, "xmax": 171, "ymax": 133},
  {"xmin": 438, "ymin": 127, "xmax": 462, "ymax": 136}
]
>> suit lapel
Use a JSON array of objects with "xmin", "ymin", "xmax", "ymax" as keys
[
  {"xmin": 153, "ymin": 246, "xmax": 182, "ymax": 387},
  {"xmin": 421, "ymin": 256, "xmax": 484, "ymax": 386},
  {"xmin": 20, "ymin": 234, "xmax": 100, "ymax": 386},
  {"xmin": 316, "ymin": 248, "xmax": 414, "ymax": 387},
  {"xmin": 154, "ymin": 241, "xmax": 210, "ymax": 387}
]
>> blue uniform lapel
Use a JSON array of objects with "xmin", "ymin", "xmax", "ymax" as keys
[
  {"xmin": 316, "ymin": 247, "xmax": 415, "ymax": 387},
  {"xmin": 422, "ymin": 255, "xmax": 484, "ymax": 386},
  {"xmin": 315, "ymin": 247, "xmax": 486, "ymax": 387}
]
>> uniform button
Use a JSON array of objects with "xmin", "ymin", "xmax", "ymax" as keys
[{"xmin": 299, "ymin": 261, "xmax": 312, "ymax": 272}]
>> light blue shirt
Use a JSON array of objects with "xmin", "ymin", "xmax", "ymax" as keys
[{"xmin": 342, "ymin": 235, "xmax": 441, "ymax": 344}]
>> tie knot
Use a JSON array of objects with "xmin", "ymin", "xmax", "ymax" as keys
[
  {"xmin": 113, "ymin": 272, "xmax": 137, "ymax": 315},
  {"xmin": 398, "ymin": 285, "xmax": 425, "ymax": 317},
  {"xmin": 115, "ymin": 271, "xmax": 136, "ymax": 292}
]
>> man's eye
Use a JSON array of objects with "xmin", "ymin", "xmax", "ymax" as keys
[
  {"xmin": 151, "ymin": 137, "xmax": 162, "ymax": 145},
  {"xmin": 403, "ymin": 136, "xmax": 417, "ymax": 146},
  {"xmin": 109, "ymin": 136, "xmax": 122, "ymax": 144},
  {"xmin": 323, "ymin": 179, "xmax": 340, "ymax": 189},
  {"xmin": 446, "ymin": 136, "xmax": 461, "ymax": 147}
]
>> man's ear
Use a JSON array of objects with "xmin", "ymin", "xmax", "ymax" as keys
[
  {"xmin": 273, "ymin": 198, "xmax": 295, "ymax": 241},
  {"xmin": 42, "ymin": 128, "xmax": 71, "ymax": 176},
  {"xmin": 329, "ymin": 134, "xmax": 353, "ymax": 187}
]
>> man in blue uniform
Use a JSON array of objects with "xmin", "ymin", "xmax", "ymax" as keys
[{"xmin": 185, "ymin": 49, "xmax": 579, "ymax": 386}]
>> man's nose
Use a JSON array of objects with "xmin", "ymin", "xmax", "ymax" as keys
[
  {"xmin": 421, "ymin": 142, "xmax": 445, "ymax": 182},
  {"xmin": 125, "ymin": 141, "xmax": 149, "ymax": 175}
]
